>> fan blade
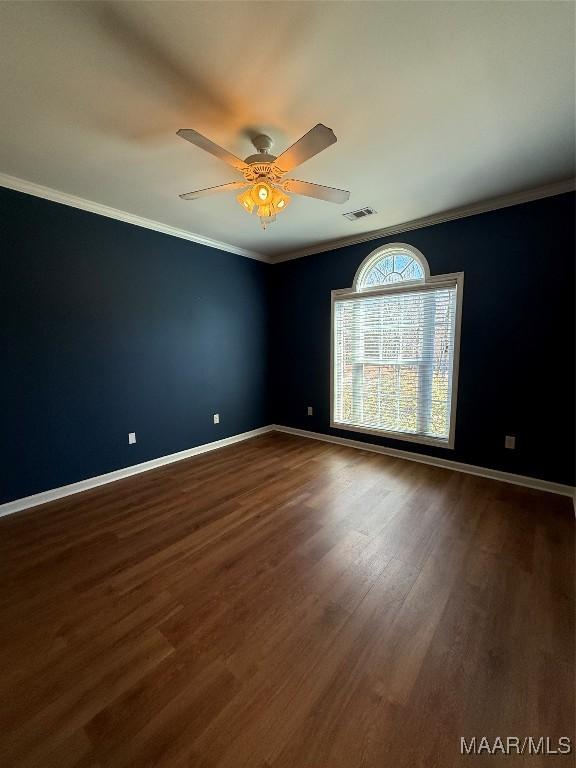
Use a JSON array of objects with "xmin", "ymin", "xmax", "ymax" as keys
[
  {"xmin": 283, "ymin": 179, "xmax": 350, "ymax": 204},
  {"xmin": 275, "ymin": 124, "xmax": 337, "ymax": 174},
  {"xmin": 179, "ymin": 181, "xmax": 249, "ymax": 200},
  {"xmin": 177, "ymin": 129, "xmax": 248, "ymax": 173}
]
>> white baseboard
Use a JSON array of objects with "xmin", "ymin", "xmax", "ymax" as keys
[
  {"xmin": 2, "ymin": 423, "xmax": 573, "ymax": 519},
  {"xmin": 0, "ymin": 426, "xmax": 274, "ymax": 518},
  {"xmin": 271, "ymin": 425, "xmax": 575, "ymax": 499}
]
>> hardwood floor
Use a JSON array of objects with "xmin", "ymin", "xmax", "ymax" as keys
[{"xmin": 0, "ymin": 432, "xmax": 573, "ymax": 767}]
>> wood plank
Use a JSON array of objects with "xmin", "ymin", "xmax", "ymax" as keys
[{"xmin": 0, "ymin": 432, "xmax": 573, "ymax": 767}]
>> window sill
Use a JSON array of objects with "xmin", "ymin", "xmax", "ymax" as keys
[{"xmin": 330, "ymin": 420, "xmax": 455, "ymax": 449}]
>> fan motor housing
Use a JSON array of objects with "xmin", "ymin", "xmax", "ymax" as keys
[
  {"xmin": 251, "ymin": 133, "xmax": 274, "ymax": 153},
  {"xmin": 243, "ymin": 133, "xmax": 284, "ymax": 179},
  {"xmin": 244, "ymin": 153, "xmax": 277, "ymax": 165},
  {"xmin": 242, "ymin": 160, "xmax": 284, "ymax": 182}
]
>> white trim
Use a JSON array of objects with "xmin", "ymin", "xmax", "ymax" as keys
[
  {"xmin": 271, "ymin": 425, "xmax": 575, "ymax": 499},
  {"xmin": 333, "ymin": 272, "xmax": 462, "ymax": 301},
  {"xmin": 1, "ymin": 173, "xmax": 573, "ymax": 266},
  {"xmin": 330, "ymin": 246, "xmax": 463, "ymax": 451},
  {"xmin": 2, "ymin": 424, "xmax": 572, "ymax": 518},
  {"xmin": 272, "ymin": 179, "xmax": 576, "ymax": 263},
  {"xmin": 327, "ymin": 422, "xmax": 453, "ymax": 450},
  {"xmin": 0, "ymin": 172, "xmax": 270, "ymax": 263},
  {"xmin": 0, "ymin": 426, "xmax": 274, "ymax": 518}
]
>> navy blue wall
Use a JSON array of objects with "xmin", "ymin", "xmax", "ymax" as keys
[
  {"xmin": 1, "ymin": 187, "xmax": 269, "ymax": 504},
  {"xmin": 270, "ymin": 193, "xmax": 575, "ymax": 486},
  {"xmin": 2, "ymin": 187, "xmax": 574, "ymax": 504}
]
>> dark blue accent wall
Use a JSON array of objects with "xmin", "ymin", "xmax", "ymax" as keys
[
  {"xmin": 270, "ymin": 192, "xmax": 575, "ymax": 486},
  {"xmin": 1, "ymin": 187, "xmax": 270, "ymax": 504}
]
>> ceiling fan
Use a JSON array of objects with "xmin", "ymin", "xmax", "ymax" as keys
[{"xmin": 177, "ymin": 124, "xmax": 350, "ymax": 229}]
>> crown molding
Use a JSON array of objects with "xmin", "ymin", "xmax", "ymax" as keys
[
  {"xmin": 0, "ymin": 172, "xmax": 271, "ymax": 263},
  {"xmin": 2, "ymin": 172, "xmax": 573, "ymax": 266},
  {"xmin": 271, "ymin": 178, "xmax": 576, "ymax": 263}
]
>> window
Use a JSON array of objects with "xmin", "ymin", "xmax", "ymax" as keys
[{"xmin": 331, "ymin": 244, "xmax": 463, "ymax": 448}]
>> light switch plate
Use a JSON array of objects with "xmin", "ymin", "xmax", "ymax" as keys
[
  {"xmin": 213, "ymin": 414, "xmax": 220, "ymax": 424},
  {"xmin": 128, "ymin": 432, "xmax": 136, "ymax": 444},
  {"xmin": 505, "ymin": 435, "xmax": 515, "ymax": 449},
  {"xmin": 307, "ymin": 406, "xmax": 313, "ymax": 416}
]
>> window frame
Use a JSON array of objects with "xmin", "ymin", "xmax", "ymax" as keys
[{"xmin": 330, "ymin": 243, "xmax": 464, "ymax": 449}]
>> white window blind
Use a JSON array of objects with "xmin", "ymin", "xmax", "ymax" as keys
[{"xmin": 333, "ymin": 284, "xmax": 458, "ymax": 443}]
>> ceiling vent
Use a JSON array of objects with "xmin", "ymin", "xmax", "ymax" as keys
[{"xmin": 343, "ymin": 207, "xmax": 377, "ymax": 221}]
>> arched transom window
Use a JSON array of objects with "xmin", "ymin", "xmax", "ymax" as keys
[
  {"xmin": 332, "ymin": 244, "xmax": 463, "ymax": 448},
  {"xmin": 355, "ymin": 244, "xmax": 427, "ymax": 290}
]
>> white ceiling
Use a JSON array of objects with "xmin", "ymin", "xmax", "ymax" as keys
[{"xmin": 0, "ymin": 1, "xmax": 574, "ymax": 260}]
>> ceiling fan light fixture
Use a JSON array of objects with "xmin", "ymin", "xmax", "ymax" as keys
[
  {"xmin": 251, "ymin": 182, "xmax": 272, "ymax": 205},
  {"xmin": 236, "ymin": 187, "xmax": 256, "ymax": 213},
  {"xmin": 257, "ymin": 202, "xmax": 273, "ymax": 218},
  {"xmin": 237, "ymin": 183, "xmax": 290, "ymax": 222},
  {"xmin": 270, "ymin": 187, "xmax": 290, "ymax": 214}
]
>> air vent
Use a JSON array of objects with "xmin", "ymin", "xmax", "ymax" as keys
[{"xmin": 343, "ymin": 207, "xmax": 377, "ymax": 221}]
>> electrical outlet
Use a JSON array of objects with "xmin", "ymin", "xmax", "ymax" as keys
[
  {"xmin": 128, "ymin": 432, "xmax": 136, "ymax": 445},
  {"xmin": 505, "ymin": 435, "xmax": 516, "ymax": 450},
  {"xmin": 307, "ymin": 406, "xmax": 313, "ymax": 416},
  {"xmin": 213, "ymin": 414, "xmax": 220, "ymax": 424}
]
